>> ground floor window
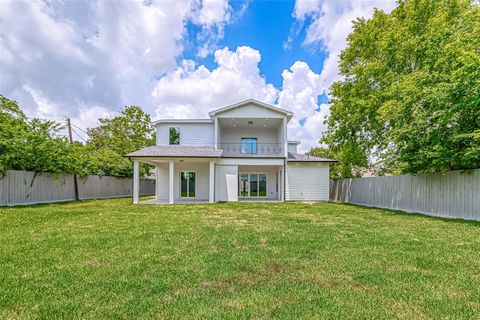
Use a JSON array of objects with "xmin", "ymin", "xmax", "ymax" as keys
[
  {"xmin": 180, "ymin": 171, "xmax": 195, "ymax": 197},
  {"xmin": 239, "ymin": 173, "xmax": 267, "ymax": 197}
]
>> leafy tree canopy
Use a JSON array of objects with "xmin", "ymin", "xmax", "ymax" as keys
[
  {"xmin": 87, "ymin": 106, "xmax": 155, "ymax": 155},
  {"xmin": 0, "ymin": 96, "xmax": 155, "ymax": 178},
  {"xmin": 0, "ymin": 95, "xmax": 73, "ymax": 174},
  {"xmin": 86, "ymin": 106, "xmax": 156, "ymax": 177},
  {"xmin": 322, "ymin": 0, "xmax": 480, "ymax": 177}
]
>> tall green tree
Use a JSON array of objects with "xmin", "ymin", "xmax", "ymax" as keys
[
  {"xmin": 323, "ymin": 0, "xmax": 480, "ymax": 177},
  {"xmin": 87, "ymin": 106, "xmax": 156, "ymax": 177},
  {"xmin": 0, "ymin": 95, "xmax": 74, "ymax": 174},
  {"xmin": 1, "ymin": 96, "xmax": 156, "ymax": 178}
]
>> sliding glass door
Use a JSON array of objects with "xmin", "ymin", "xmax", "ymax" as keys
[
  {"xmin": 239, "ymin": 173, "xmax": 267, "ymax": 197},
  {"xmin": 239, "ymin": 174, "xmax": 249, "ymax": 196}
]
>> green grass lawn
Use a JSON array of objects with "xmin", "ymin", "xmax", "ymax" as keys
[{"xmin": 1, "ymin": 199, "xmax": 479, "ymax": 319}]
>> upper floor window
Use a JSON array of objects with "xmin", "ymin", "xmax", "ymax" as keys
[
  {"xmin": 241, "ymin": 138, "xmax": 257, "ymax": 154},
  {"xmin": 169, "ymin": 127, "xmax": 180, "ymax": 145}
]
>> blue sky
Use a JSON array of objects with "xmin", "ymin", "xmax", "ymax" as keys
[
  {"xmin": 0, "ymin": 0, "xmax": 396, "ymax": 151},
  {"xmin": 184, "ymin": 1, "xmax": 327, "ymax": 88}
]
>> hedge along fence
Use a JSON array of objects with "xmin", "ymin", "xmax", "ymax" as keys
[
  {"xmin": 0, "ymin": 170, "xmax": 155, "ymax": 206},
  {"xmin": 330, "ymin": 169, "xmax": 480, "ymax": 221}
]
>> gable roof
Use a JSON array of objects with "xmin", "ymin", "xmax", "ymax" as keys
[{"xmin": 208, "ymin": 99, "xmax": 293, "ymax": 121}]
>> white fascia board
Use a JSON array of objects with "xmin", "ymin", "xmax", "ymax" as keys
[
  {"xmin": 209, "ymin": 99, "xmax": 293, "ymax": 121},
  {"xmin": 151, "ymin": 119, "xmax": 213, "ymax": 126}
]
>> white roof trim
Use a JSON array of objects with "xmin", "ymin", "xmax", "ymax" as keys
[
  {"xmin": 288, "ymin": 140, "xmax": 301, "ymax": 144},
  {"xmin": 151, "ymin": 119, "xmax": 213, "ymax": 125},
  {"xmin": 208, "ymin": 99, "xmax": 293, "ymax": 121}
]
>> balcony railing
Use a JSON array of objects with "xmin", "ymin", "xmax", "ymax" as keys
[{"xmin": 219, "ymin": 143, "xmax": 284, "ymax": 157}]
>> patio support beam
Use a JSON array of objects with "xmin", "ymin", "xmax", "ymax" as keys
[
  {"xmin": 214, "ymin": 117, "xmax": 218, "ymax": 149},
  {"xmin": 155, "ymin": 165, "xmax": 160, "ymax": 200},
  {"xmin": 168, "ymin": 160, "xmax": 174, "ymax": 204},
  {"xmin": 133, "ymin": 160, "xmax": 139, "ymax": 204},
  {"xmin": 209, "ymin": 160, "xmax": 215, "ymax": 203}
]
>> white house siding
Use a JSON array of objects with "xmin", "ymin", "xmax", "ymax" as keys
[
  {"xmin": 155, "ymin": 161, "xmax": 210, "ymax": 201},
  {"xmin": 156, "ymin": 163, "xmax": 169, "ymax": 201},
  {"xmin": 174, "ymin": 162, "xmax": 210, "ymax": 201},
  {"xmin": 286, "ymin": 162, "xmax": 330, "ymax": 201},
  {"xmin": 287, "ymin": 143, "xmax": 298, "ymax": 154},
  {"xmin": 156, "ymin": 122, "xmax": 214, "ymax": 146},
  {"xmin": 220, "ymin": 127, "xmax": 279, "ymax": 144},
  {"xmin": 215, "ymin": 164, "xmax": 238, "ymax": 202}
]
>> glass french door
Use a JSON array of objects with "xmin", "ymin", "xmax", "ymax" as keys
[
  {"xmin": 239, "ymin": 173, "xmax": 267, "ymax": 197},
  {"xmin": 180, "ymin": 171, "xmax": 196, "ymax": 197}
]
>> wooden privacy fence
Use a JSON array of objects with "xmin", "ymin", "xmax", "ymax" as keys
[
  {"xmin": 330, "ymin": 169, "xmax": 480, "ymax": 221},
  {"xmin": 0, "ymin": 170, "xmax": 155, "ymax": 206}
]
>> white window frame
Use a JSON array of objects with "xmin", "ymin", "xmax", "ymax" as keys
[
  {"xmin": 169, "ymin": 127, "xmax": 180, "ymax": 145},
  {"xmin": 241, "ymin": 137, "xmax": 258, "ymax": 154},
  {"xmin": 238, "ymin": 172, "xmax": 267, "ymax": 198},
  {"xmin": 179, "ymin": 171, "xmax": 196, "ymax": 198}
]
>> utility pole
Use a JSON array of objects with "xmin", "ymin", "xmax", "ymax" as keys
[{"xmin": 66, "ymin": 118, "xmax": 79, "ymax": 201}]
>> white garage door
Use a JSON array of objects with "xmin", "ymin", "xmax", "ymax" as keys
[{"xmin": 286, "ymin": 162, "xmax": 330, "ymax": 201}]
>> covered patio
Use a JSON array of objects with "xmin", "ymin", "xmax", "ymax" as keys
[{"xmin": 126, "ymin": 146, "xmax": 222, "ymax": 204}]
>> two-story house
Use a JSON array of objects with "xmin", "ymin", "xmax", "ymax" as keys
[{"xmin": 126, "ymin": 99, "xmax": 337, "ymax": 204}]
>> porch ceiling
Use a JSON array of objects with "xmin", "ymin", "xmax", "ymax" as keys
[{"xmin": 218, "ymin": 117, "xmax": 282, "ymax": 129}]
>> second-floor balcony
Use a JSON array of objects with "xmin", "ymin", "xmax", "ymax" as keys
[{"xmin": 219, "ymin": 142, "xmax": 284, "ymax": 157}]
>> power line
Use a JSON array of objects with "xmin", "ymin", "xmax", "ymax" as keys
[
  {"xmin": 24, "ymin": 118, "xmax": 91, "ymax": 135},
  {"xmin": 70, "ymin": 122, "xmax": 89, "ymax": 135},
  {"xmin": 71, "ymin": 127, "xmax": 87, "ymax": 143}
]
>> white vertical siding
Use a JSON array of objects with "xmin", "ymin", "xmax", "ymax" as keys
[
  {"xmin": 285, "ymin": 162, "xmax": 330, "ymax": 201},
  {"xmin": 156, "ymin": 122, "xmax": 214, "ymax": 146}
]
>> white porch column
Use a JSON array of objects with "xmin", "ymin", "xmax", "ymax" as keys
[
  {"xmin": 133, "ymin": 160, "xmax": 139, "ymax": 204},
  {"xmin": 155, "ymin": 165, "xmax": 160, "ymax": 200},
  {"xmin": 281, "ymin": 165, "xmax": 285, "ymax": 202},
  {"xmin": 168, "ymin": 160, "xmax": 174, "ymax": 204},
  {"xmin": 209, "ymin": 160, "xmax": 215, "ymax": 203},
  {"xmin": 283, "ymin": 117, "xmax": 288, "ymax": 157},
  {"xmin": 214, "ymin": 117, "xmax": 218, "ymax": 149}
]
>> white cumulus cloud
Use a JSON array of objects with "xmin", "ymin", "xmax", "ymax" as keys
[
  {"xmin": 152, "ymin": 46, "xmax": 278, "ymax": 119},
  {"xmin": 278, "ymin": 61, "xmax": 328, "ymax": 152},
  {"xmin": 0, "ymin": 0, "xmax": 233, "ymax": 134},
  {"xmin": 293, "ymin": 0, "xmax": 397, "ymax": 90}
]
